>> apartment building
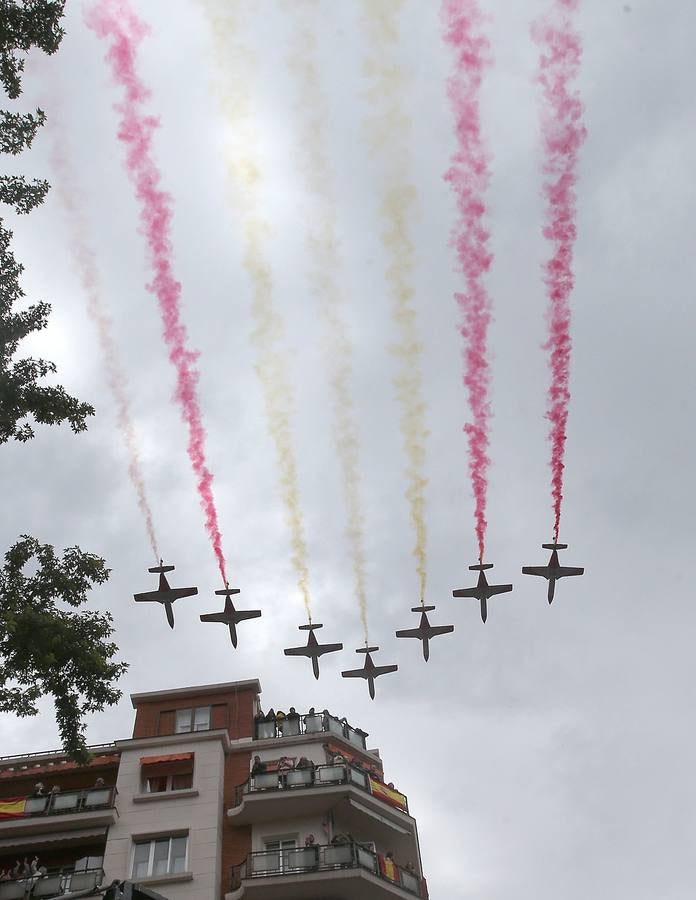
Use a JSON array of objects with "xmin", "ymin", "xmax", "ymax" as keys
[{"xmin": 0, "ymin": 680, "xmax": 428, "ymax": 899}]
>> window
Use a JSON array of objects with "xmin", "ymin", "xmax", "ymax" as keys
[
  {"xmin": 175, "ymin": 706, "xmax": 210, "ymax": 733},
  {"xmin": 144, "ymin": 772, "xmax": 193, "ymax": 793},
  {"xmin": 261, "ymin": 839, "xmax": 296, "ymax": 874},
  {"xmin": 73, "ymin": 855, "xmax": 104, "ymax": 872},
  {"xmin": 132, "ymin": 836, "xmax": 188, "ymax": 878}
]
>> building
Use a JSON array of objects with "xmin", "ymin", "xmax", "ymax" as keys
[{"xmin": 0, "ymin": 680, "xmax": 428, "ymax": 899}]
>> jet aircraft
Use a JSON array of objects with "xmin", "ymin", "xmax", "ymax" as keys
[
  {"xmin": 452, "ymin": 563, "xmax": 513, "ymax": 623},
  {"xmin": 522, "ymin": 543, "xmax": 584, "ymax": 603},
  {"xmin": 133, "ymin": 561, "xmax": 198, "ymax": 629},
  {"xmin": 341, "ymin": 646, "xmax": 398, "ymax": 700},
  {"xmin": 199, "ymin": 585, "xmax": 261, "ymax": 648},
  {"xmin": 284, "ymin": 623, "xmax": 343, "ymax": 679},
  {"xmin": 395, "ymin": 605, "xmax": 454, "ymax": 661}
]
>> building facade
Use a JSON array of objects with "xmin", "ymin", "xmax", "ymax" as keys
[{"xmin": 0, "ymin": 680, "xmax": 428, "ymax": 899}]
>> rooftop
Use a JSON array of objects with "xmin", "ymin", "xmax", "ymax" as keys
[{"xmin": 130, "ymin": 678, "xmax": 262, "ymax": 706}]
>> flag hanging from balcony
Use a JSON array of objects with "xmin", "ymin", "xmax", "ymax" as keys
[
  {"xmin": 369, "ymin": 778, "xmax": 408, "ymax": 813},
  {"xmin": 0, "ymin": 796, "xmax": 27, "ymax": 818}
]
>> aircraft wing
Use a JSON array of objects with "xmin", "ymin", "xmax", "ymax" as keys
[
  {"xmin": 284, "ymin": 646, "xmax": 311, "ymax": 657},
  {"xmin": 395, "ymin": 628, "xmax": 422, "ymax": 639},
  {"xmin": 452, "ymin": 587, "xmax": 478, "ymax": 598},
  {"xmin": 341, "ymin": 667, "xmax": 367, "ymax": 679},
  {"xmin": 200, "ymin": 612, "xmax": 227, "ymax": 623},
  {"xmin": 429, "ymin": 625, "xmax": 455, "ymax": 637},
  {"xmin": 522, "ymin": 566, "xmax": 549, "ymax": 577},
  {"xmin": 236, "ymin": 610, "xmax": 262, "ymax": 622},
  {"xmin": 557, "ymin": 566, "xmax": 584, "ymax": 577},
  {"xmin": 372, "ymin": 664, "xmax": 398, "ymax": 677},
  {"xmin": 167, "ymin": 587, "xmax": 198, "ymax": 600},
  {"xmin": 134, "ymin": 591, "xmax": 162, "ymax": 603},
  {"xmin": 316, "ymin": 643, "xmax": 343, "ymax": 656},
  {"xmin": 487, "ymin": 584, "xmax": 513, "ymax": 597}
]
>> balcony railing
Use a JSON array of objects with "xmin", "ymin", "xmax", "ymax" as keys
[
  {"xmin": 0, "ymin": 787, "xmax": 116, "ymax": 820},
  {"xmin": 254, "ymin": 711, "xmax": 367, "ymax": 749},
  {"xmin": 232, "ymin": 762, "xmax": 408, "ymax": 814},
  {"xmin": 230, "ymin": 844, "xmax": 426, "ymax": 897},
  {"xmin": 0, "ymin": 867, "xmax": 103, "ymax": 899}
]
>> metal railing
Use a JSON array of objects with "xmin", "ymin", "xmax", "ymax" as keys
[
  {"xmin": 0, "ymin": 867, "xmax": 103, "ymax": 899},
  {"xmin": 232, "ymin": 762, "xmax": 408, "ymax": 813},
  {"xmin": 0, "ymin": 745, "xmax": 117, "ymax": 765},
  {"xmin": 254, "ymin": 711, "xmax": 367, "ymax": 749},
  {"xmin": 229, "ymin": 844, "xmax": 425, "ymax": 897},
  {"xmin": 0, "ymin": 788, "xmax": 116, "ymax": 821}
]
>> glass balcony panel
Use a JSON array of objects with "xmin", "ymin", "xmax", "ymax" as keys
[
  {"xmin": 33, "ymin": 874, "xmax": 65, "ymax": 897},
  {"xmin": 326, "ymin": 716, "xmax": 345, "ymax": 737},
  {"xmin": 345, "ymin": 726, "xmax": 365, "ymax": 748},
  {"xmin": 304, "ymin": 713, "xmax": 323, "ymax": 733},
  {"xmin": 0, "ymin": 882, "xmax": 30, "ymax": 899},
  {"xmin": 316, "ymin": 764, "xmax": 346, "ymax": 783},
  {"xmin": 256, "ymin": 721, "xmax": 276, "ymax": 739},
  {"xmin": 356, "ymin": 846, "xmax": 378, "ymax": 872},
  {"xmin": 282, "ymin": 717, "xmax": 301, "ymax": 736},
  {"xmin": 24, "ymin": 795, "xmax": 48, "ymax": 814},
  {"xmin": 401, "ymin": 871, "xmax": 420, "ymax": 893},
  {"xmin": 252, "ymin": 772, "xmax": 279, "ymax": 790},
  {"xmin": 348, "ymin": 766, "xmax": 368, "ymax": 788},
  {"xmin": 66, "ymin": 870, "xmax": 100, "ymax": 891},
  {"xmin": 51, "ymin": 791, "xmax": 79, "ymax": 811},
  {"xmin": 284, "ymin": 769, "xmax": 313, "ymax": 787},
  {"xmin": 285, "ymin": 847, "xmax": 317, "ymax": 870},
  {"xmin": 83, "ymin": 788, "xmax": 111, "ymax": 807},
  {"xmin": 251, "ymin": 852, "xmax": 279, "ymax": 874},
  {"xmin": 324, "ymin": 844, "xmax": 353, "ymax": 867}
]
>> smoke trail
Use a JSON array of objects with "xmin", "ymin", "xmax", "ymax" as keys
[
  {"xmin": 201, "ymin": 1, "xmax": 312, "ymax": 618},
  {"xmin": 361, "ymin": 0, "xmax": 429, "ymax": 600},
  {"xmin": 86, "ymin": 0, "xmax": 227, "ymax": 582},
  {"xmin": 48, "ymin": 124, "xmax": 159, "ymax": 561},
  {"xmin": 533, "ymin": 0, "xmax": 586, "ymax": 541},
  {"xmin": 442, "ymin": 0, "xmax": 493, "ymax": 563},
  {"xmin": 287, "ymin": 9, "xmax": 369, "ymax": 641}
]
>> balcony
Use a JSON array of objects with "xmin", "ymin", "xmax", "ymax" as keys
[
  {"xmin": 0, "ymin": 867, "xmax": 103, "ymax": 899},
  {"xmin": 0, "ymin": 789, "xmax": 117, "ymax": 840},
  {"xmin": 227, "ymin": 844, "xmax": 426, "ymax": 900},
  {"xmin": 231, "ymin": 763, "xmax": 408, "ymax": 816},
  {"xmin": 254, "ymin": 711, "xmax": 367, "ymax": 750}
]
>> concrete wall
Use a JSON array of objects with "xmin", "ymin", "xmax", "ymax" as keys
[{"xmin": 103, "ymin": 734, "xmax": 226, "ymax": 900}]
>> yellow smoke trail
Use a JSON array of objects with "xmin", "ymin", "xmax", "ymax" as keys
[
  {"xmin": 286, "ymin": 9, "xmax": 369, "ymax": 642},
  {"xmin": 201, "ymin": 0, "xmax": 312, "ymax": 619},
  {"xmin": 361, "ymin": 0, "xmax": 429, "ymax": 599},
  {"xmin": 48, "ymin": 123, "xmax": 160, "ymax": 562}
]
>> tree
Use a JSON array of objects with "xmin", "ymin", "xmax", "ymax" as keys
[{"xmin": 0, "ymin": 0, "xmax": 126, "ymax": 762}]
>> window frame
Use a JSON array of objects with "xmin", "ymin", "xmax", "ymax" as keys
[
  {"xmin": 131, "ymin": 834, "xmax": 189, "ymax": 879},
  {"xmin": 143, "ymin": 771, "xmax": 194, "ymax": 794},
  {"xmin": 174, "ymin": 705, "xmax": 211, "ymax": 734}
]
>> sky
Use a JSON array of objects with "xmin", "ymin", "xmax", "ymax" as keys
[{"xmin": 2, "ymin": 1, "xmax": 696, "ymax": 897}]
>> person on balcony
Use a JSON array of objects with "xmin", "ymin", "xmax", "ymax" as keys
[
  {"xmin": 94, "ymin": 777, "xmax": 105, "ymax": 789},
  {"xmin": 32, "ymin": 782, "xmax": 45, "ymax": 796},
  {"xmin": 296, "ymin": 756, "xmax": 315, "ymax": 772},
  {"xmin": 0, "ymin": 868, "xmax": 10, "ymax": 881},
  {"xmin": 275, "ymin": 710, "xmax": 286, "ymax": 735},
  {"xmin": 251, "ymin": 756, "xmax": 267, "ymax": 776}
]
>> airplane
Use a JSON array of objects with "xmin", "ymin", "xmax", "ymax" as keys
[
  {"xmin": 341, "ymin": 646, "xmax": 398, "ymax": 700},
  {"xmin": 522, "ymin": 543, "xmax": 584, "ymax": 603},
  {"xmin": 284, "ymin": 623, "xmax": 343, "ymax": 680},
  {"xmin": 395, "ymin": 605, "xmax": 454, "ymax": 661},
  {"xmin": 133, "ymin": 561, "xmax": 198, "ymax": 629},
  {"xmin": 452, "ymin": 563, "xmax": 513, "ymax": 623},
  {"xmin": 199, "ymin": 585, "xmax": 261, "ymax": 648}
]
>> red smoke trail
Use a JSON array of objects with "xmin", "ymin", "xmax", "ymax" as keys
[
  {"xmin": 533, "ymin": 0, "xmax": 586, "ymax": 541},
  {"xmin": 86, "ymin": 0, "xmax": 227, "ymax": 582},
  {"xmin": 442, "ymin": 0, "xmax": 493, "ymax": 563}
]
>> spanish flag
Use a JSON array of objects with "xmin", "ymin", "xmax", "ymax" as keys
[
  {"xmin": 369, "ymin": 778, "xmax": 408, "ymax": 813},
  {"xmin": 0, "ymin": 797, "xmax": 27, "ymax": 819}
]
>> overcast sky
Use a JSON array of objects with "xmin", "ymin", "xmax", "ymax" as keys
[{"xmin": 2, "ymin": 1, "xmax": 696, "ymax": 897}]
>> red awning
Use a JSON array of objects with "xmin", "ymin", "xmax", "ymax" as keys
[{"xmin": 140, "ymin": 752, "xmax": 193, "ymax": 766}]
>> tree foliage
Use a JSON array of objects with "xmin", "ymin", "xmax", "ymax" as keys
[
  {"xmin": 0, "ymin": 538, "xmax": 127, "ymax": 764},
  {"xmin": 0, "ymin": 1, "xmax": 126, "ymax": 761}
]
